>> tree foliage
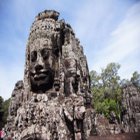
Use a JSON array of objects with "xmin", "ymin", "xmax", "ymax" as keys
[
  {"xmin": 0, "ymin": 96, "xmax": 10, "ymax": 129},
  {"xmin": 2, "ymin": 98, "xmax": 11, "ymax": 124},
  {"xmin": 90, "ymin": 63, "xmax": 122, "ymax": 122},
  {"xmin": 0, "ymin": 96, "xmax": 4, "ymax": 129},
  {"xmin": 131, "ymin": 71, "xmax": 140, "ymax": 89}
]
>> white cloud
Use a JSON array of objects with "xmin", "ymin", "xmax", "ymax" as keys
[
  {"xmin": 70, "ymin": 0, "xmax": 134, "ymax": 72},
  {"xmin": 92, "ymin": 2, "xmax": 140, "ymax": 79},
  {"xmin": 73, "ymin": 0, "xmax": 114, "ymax": 42},
  {"xmin": 0, "ymin": 34, "xmax": 25, "ymax": 100},
  {"xmin": 0, "ymin": 63, "xmax": 24, "ymax": 100}
]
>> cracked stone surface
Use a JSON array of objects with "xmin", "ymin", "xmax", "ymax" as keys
[
  {"xmin": 5, "ymin": 10, "xmax": 94, "ymax": 140},
  {"xmin": 121, "ymin": 84, "xmax": 140, "ymax": 133}
]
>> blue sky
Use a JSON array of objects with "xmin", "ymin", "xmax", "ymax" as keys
[{"xmin": 0, "ymin": 0, "xmax": 140, "ymax": 99}]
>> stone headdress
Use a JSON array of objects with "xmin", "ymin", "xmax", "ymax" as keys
[{"xmin": 24, "ymin": 10, "xmax": 90, "ymax": 101}]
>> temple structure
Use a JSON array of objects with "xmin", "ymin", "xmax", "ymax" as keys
[{"xmin": 5, "ymin": 10, "xmax": 93, "ymax": 140}]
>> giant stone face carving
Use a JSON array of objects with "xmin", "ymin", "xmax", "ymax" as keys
[
  {"xmin": 5, "ymin": 10, "xmax": 94, "ymax": 140},
  {"xmin": 29, "ymin": 38, "xmax": 55, "ymax": 92}
]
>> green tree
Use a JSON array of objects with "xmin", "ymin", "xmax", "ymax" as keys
[
  {"xmin": 0, "ymin": 96, "xmax": 10, "ymax": 129},
  {"xmin": 90, "ymin": 70, "xmax": 101, "ymax": 87},
  {"xmin": 90, "ymin": 63, "xmax": 122, "ymax": 122},
  {"xmin": 2, "ymin": 98, "xmax": 11, "ymax": 125},
  {"xmin": 131, "ymin": 71, "xmax": 140, "ymax": 89},
  {"xmin": 0, "ymin": 96, "xmax": 4, "ymax": 129}
]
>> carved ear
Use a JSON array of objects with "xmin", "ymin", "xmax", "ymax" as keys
[
  {"xmin": 49, "ymin": 34, "xmax": 57, "ymax": 57},
  {"xmin": 51, "ymin": 32, "xmax": 64, "ymax": 57},
  {"xmin": 53, "ymin": 44, "xmax": 59, "ymax": 57}
]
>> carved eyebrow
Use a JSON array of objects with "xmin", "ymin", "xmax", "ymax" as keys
[
  {"xmin": 41, "ymin": 48, "xmax": 49, "ymax": 53},
  {"xmin": 43, "ymin": 43, "xmax": 53, "ymax": 50}
]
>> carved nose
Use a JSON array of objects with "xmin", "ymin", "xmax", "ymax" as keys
[
  {"xmin": 35, "ymin": 64, "xmax": 43, "ymax": 72},
  {"xmin": 35, "ymin": 57, "xmax": 44, "ymax": 72}
]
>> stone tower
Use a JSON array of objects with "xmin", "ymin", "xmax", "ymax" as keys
[{"xmin": 6, "ymin": 10, "xmax": 93, "ymax": 140}]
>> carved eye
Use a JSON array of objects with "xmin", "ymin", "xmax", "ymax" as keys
[
  {"xmin": 31, "ymin": 51, "xmax": 37, "ymax": 62},
  {"xmin": 41, "ymin": 48, "xmax": 49, "ymax": 60}
]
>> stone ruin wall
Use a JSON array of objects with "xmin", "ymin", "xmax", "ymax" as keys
[{"xmin": 121, "ymin": 84, "xmax": 140, "ymax": 133}]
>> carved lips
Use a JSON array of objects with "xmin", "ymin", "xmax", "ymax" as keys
[
  {"xmin": 34, "ymin": 70, "xmax": 49, "ymax": 81},
  {"xmin": 31, "ymin": 69, "xmax": 51, "ymax": 81},
  {"xmin": 30, "ymin": 67, "xmax": 54, "ymax": 92}
]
